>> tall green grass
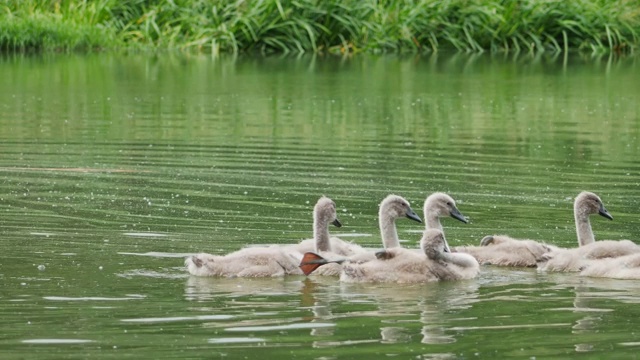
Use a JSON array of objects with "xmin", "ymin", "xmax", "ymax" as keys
[
  {"xmin": 0, "ymin": 0, "xmax": 115, "ymax": 51},
  {"xmin": 1, "ymin": 0, "xmax": 639, "ymax": 54}
]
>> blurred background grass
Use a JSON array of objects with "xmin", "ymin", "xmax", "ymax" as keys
[{"xmin": 1, "ymin": 0, "xmax": 639, "ymax": 54}]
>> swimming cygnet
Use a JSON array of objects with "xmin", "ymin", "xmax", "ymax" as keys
[
  {"xmin": 185, "ymin": 196, "xmax": 349, "ymax": 277},
  {"xmin": 455, "ymin": 191, "xmax": 637, "ymax": 269},
  {"xmin": 292, "ymin": 196, "xmax": 367, "ymax": 257},
  {"xmin": 299, "ymin": 194, "xmax": 422, "ymax": 276},
  {"xmin": 538, "ymin": 191, "xmax": 640, "ymax": 272},
  {"xmin": 338, "ymin": 229, "xmax": 480, "ymax": 283}
]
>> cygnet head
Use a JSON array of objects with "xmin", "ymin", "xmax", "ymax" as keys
[
  {"xmin": 574, "ymin": 191, "xmax": 613, "ymax": 221},
  {"xmin": 423, "ymin": 192, "xmax": 468, "ymax": 224},
  {"xmin": 421, "ymin": 228, "xmax": 447, "ymax": 260},
  {"xmin": 379, "ymin": 195, "xmax": 422, "ymax": 223},
  {"xmin": 314, "ymin": 196, "xmax": 342, "ymax": 228}
]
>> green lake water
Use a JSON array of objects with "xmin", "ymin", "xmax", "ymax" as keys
[{"xmin": 1, "ymin": 52, "xmax": 640, "ymax": 359}]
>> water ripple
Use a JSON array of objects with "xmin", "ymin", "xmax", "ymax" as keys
[
  {"xmin": 22, "ymin": 339, "xmax": 94, "ymax": 344},
  {"xmin": 44, "ymin": 295, "xmax": 145, "ymax": 301},
  {"xmin": 225, "ymin": 323, "xmax": 335, "ymax": 332},
  {"xmin": 122, "ymin": 315, "xmax": 234, "ymax": 323},
  {"xmin": 449, "ymin": 323, "xmax": 571, "ymax": 331},
  {"xmin": 118, "ymin": 251, "xmax": 193, "ymax": 258},
  {"xmin": 208, "ymin": 337, "xmax": 266, "ymax": 344}
]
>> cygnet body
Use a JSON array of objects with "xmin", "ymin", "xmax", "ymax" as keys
[
  {"xmin": 454, "ymin": 191, "xmax": 637, "ymax": 269},
  {"xmin": 578, "ymin": 252, "xmax": 640, "ymax": 279},
  {"xmin": 185, "ymin": 196, "xmax": 349, "ymax": 277},
  {"xmin": 455, "ymin": 235, "xmax": 559, "ymax": 267},
  {"xmin": 339, "ymin": 229, "xmax": 479, "ymax": 283},
  {"xmin": 538, "ymin": 191, "xmax": 639, "ymax": 272},
  {"xmin": 299, "ymin": 194, "xmax": 422, "ymax": 275}
]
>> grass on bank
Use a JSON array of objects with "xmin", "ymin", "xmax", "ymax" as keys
[{"xmin": 1, "ymin": 0, "xmax": 639, "ymax": 54}]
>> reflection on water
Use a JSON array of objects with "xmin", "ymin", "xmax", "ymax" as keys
[
  {"xmin": 544, "ymin": 275, "xmax": 640, "ymax": 353},
  {"xmin": 0, "ymin": 52, "xmax": 639, "ymax": 358},
  {"xmin": 184, "ymin": 274, "xmax": 485, "ymax": 350},
  {"xmin": 185, "ymin": 276, "xmax": 307, "ymax": 301}
]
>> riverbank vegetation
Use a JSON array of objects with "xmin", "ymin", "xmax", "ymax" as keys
[{"xmin": 2, "ymin": 0, "xmax": 639, "ymax": 54}]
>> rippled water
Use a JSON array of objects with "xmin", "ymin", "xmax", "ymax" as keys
[{"xmin": 1, "ymin": 52, "xmax": 639, "ymax": 358}]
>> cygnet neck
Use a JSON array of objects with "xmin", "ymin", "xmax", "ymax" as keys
[
  {"xmin": 574, "ymin": 202, "xmax": 595, "ymax": 246},
  {"xmin": 425, "ymin": 214, "xmax": 444, "ymax": 232},
  {"xmin": 379, "ymin": 211, "xmax": 400, "ymax": 249},
  {"xmin": 314, "ymin": 215, "xmax": 331, "ymax": 252}
]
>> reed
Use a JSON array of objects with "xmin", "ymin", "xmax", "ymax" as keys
[
  {"xmin": 2, "ymin": 0, "xmax": 639, "ymax": 54},
  {"xmin": 1, "ymin": 0, "xmax": 115, "ymax": 51}
]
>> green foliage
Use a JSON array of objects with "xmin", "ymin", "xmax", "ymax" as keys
[
  {"xmin": 1, "ymin": 0, "xmax": 639, "ymax": 53},
  {"xmin": 0, "ymin": 0, "xmax": 115, "ymax": 51}
]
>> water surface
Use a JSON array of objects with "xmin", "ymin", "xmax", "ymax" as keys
[{"xmin": 1, "ymin": 52, "xmax": 639, "ymax": 358}]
